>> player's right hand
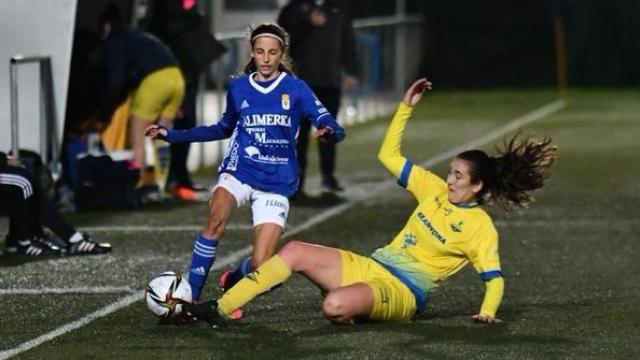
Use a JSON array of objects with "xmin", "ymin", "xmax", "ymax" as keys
[
  {"xmin": 472, "ymin": 314, "xmax": 503, "ymax": 323},
  {"xmin": 145, "ymin": 125, "xmax": 168, "ymax": 140},
  {"xmin": 403, "ymin": 78, "xmax": 432, "ymax": 107}
]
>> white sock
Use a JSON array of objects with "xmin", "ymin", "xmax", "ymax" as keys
[{"xmin": 69, "ymin": 232, "xmax": 83, "ymax": 244}]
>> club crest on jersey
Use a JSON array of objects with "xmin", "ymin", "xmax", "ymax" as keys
[
  {"xmin": 450, "ymin": 220, "xmax": 464, "ymax": 233},
  {"xmin": 281, "ymin": 94, "xmax": 290, "ymax": 110}
]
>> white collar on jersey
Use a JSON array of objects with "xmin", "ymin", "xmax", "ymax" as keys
[{"xmin": 249, "ymin": 72, "xmax": 287, "ymax": 94}]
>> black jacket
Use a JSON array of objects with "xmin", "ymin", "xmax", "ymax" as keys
[
  {"xmin": 147, "ymin": 0, "xmax": 226, "ymax": 81},
  {"xmin": 100, "ymin": 25, "xmax": 178, "ymax": 118},
  {"xmin": 278, "ymin": 0, "xmax": 357, "ymax": 88}
]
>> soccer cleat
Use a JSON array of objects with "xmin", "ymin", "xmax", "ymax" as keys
[
  {"xmin": 219, "ymin": 270, "xmax": 234, "ymax": 292},
  {"xmin": 67, "ymin": 233, "xmax": 112, "ymax": 255},
  {"xmin": 157, "ymin": 311, "xmax": 198, "ymax": 326},
  {"xmin": 182, "ymin": 300, "xmax": 226, "ymax": 328},
  {"xmin": 13, "ymin": 236, "xmax": 61, "ymax": 256},
  {"xmin": 34, "ymin": 234, "xmax": 64, "ymax": 253},
  {"xmin": 229, "ymin": 308, "xmax": 244, "ymax": 320},
  {"xmin": 170, "ymin": 185, "xmax": 199, "ymax": 201}
]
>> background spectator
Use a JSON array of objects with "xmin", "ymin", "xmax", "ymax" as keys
[
  {"xmin": 278, "ymin": 0, "xmax": 358, "ymax": 195},
  {"xmin": 146, "ymin": 0, "xmax": 226, "ymax": 200}
]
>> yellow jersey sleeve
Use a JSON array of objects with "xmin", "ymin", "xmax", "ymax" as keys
[
  {"xmin": 467, "ymin": 223, "xmax": 503, "ymax": 317},
  {"xmin": 479, "ymin": 276, "xmax": 504, "ymax": 317},
  {"xmin": 378, "ymin": 102, "xmax": 412, "ymax": 179},
  {"xmin": 378, "ymin": 102, "xmax": 446, "ymax": 201},
  {"xmin": 468, "ymin": 224, "xmax": 501, "ymax": 279}
]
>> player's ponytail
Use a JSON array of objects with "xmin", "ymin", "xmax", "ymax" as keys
[
  {"xmin": 457, "ymin": 133, "xmax": 557, "ymax": 211},
  {"xmin": 243, "ymin": 23, "xmax": 295, "ymax": 75}
]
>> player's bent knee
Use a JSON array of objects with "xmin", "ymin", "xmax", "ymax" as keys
[
  {"xmin": 278, "ymin": 240, "xmax": 307, "ymax": 269},
  {"xmin": 322, "ymin": 292, "xmax": 347, "ymax": 318}
]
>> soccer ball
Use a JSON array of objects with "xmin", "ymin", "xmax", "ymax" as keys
[{"xmin": 145, "ymin": 271, "xmax": 192, "ymax": 318}]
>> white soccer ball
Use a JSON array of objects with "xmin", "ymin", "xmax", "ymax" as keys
[{"xmin": 145, "ymin": 271, "xmax": 192, "ymax": 318}]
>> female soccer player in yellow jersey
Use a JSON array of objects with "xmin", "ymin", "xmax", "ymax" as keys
[{"xmin": 183, "ymin": 78, "xmax": 558, "ymax": 326}]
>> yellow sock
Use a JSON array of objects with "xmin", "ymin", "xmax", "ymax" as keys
[{"xmin": 217, "ymin": 255, "xmax": 292, "ymax": 317}]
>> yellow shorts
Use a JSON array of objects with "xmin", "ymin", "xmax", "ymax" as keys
[
  {"xmin": 130, "ymin": 66, "xmax": 185, "ymax": 121},
  {"xmin": 339, "ymin": 250, "xmax": 416, "ymax": 322}
]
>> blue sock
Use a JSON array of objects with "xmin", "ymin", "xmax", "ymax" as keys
[
  {"xmin": 187, "ymin": 234, "xmax": 218, "ymax": 301},
  {"xmin": 227, "ymin": 256, "xmax": 253, "ymax": 289}
]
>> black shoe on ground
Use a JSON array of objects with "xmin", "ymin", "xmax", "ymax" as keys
[
  {"xmin": 322, "ymin": 176, "xmax": 344, "ymax": 192},
  {"xmin": 183, "ymin": 300, "xmax": 226, "ymax": 328},
  {"xmin": 67, "ymin": 233, "xmax": 112, "ymax": 255},
  {"xmin": 157, "ymin": 311, "xmax": 198, "ymax": 326},
  {"xmin": 135, "ymin": 185, "xmax": 162, "ymax": 205},
  {"xmin": 11, "ymin": 236, "xmax": 62, "ymax": 256}
]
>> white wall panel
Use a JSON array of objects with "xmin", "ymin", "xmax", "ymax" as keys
[{"xmin": 0, "ymin": 0, "xmax": 77, "ymax": 154}]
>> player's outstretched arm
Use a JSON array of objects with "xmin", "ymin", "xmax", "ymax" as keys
[
  {"xmin": 378, "ymin": 78, "xmax": 432, "ymax": 177},
  {"xmin": 473, "ymin": 276, "xmax": 504, "ymax": 324},
  {"xmin": 145, "ymin": 120, "xmax": 236, "ymax": 144}
]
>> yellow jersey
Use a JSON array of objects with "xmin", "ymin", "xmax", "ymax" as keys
[{"xmin": 373, "ymin": 102, "xmax": 503, "ymax": 314}]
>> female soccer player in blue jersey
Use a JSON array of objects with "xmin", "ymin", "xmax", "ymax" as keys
[
  {"xmin": 183, "ymin": 78, "xmax": 557, "ymax": 326},
  {"xmin": 146, "ymin": 23, "xmax": 345, "ymax": 307}
]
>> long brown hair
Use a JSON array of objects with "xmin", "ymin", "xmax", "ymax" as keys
[
  {"xmin": 242, "ymin": 23, "xmax": 295, "ymax": 75},
  {"xmin": 457, "ymin": 132, "xmax": 558, "ymax": 211}
]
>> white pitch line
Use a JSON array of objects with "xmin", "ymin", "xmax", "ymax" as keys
[
  {"xmin": 0, "ymin": 292, "xmax": 143, "ymax": 360},
  {"xmin": 78, "ymin": 224, "xmax": 253, "ymax": 232},
  {"xmin": 0, "ymin": 100, "xmax": 565, "ymax": 359},
  {"xmin": 0, "ymin": 287, "xmax": 135, "ymax": 295}
]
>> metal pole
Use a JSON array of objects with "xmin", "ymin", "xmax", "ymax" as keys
[
  {"xmin": 40, "ymin": 59, "xmax": 48, "ymax": 161},
  {"xmin": 10, "ymin": 60, "xmax": 19, "ymax": 157}
]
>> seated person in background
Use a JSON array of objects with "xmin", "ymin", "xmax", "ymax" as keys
[
  {"xmin": 98, "ymin": 3, "xmax": 185, "ymax": 187},
  {"xmin": 0, "ymin": 152, "xmax": 111, "ymax": 256}
]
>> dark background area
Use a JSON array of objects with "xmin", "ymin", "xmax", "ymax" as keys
[
  {"xmin": 74, "ymin": 0, "xmax": 640, "ymax": 88},
  {"xmin": 346, "ymin": 0, "xmax": 640, "ymax": 88}
]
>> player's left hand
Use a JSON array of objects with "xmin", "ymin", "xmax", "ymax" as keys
[
  {"xmin": 313, "ymin": 127, "xmax": 334, "ymax": 143},
  {"xmin": 472, "ymin": 314, "xmax": 503, "ymax": 323}
]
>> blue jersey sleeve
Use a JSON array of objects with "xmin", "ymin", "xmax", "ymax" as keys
[
  {"xmin": 165, "ymin": 88, "xmax": 238, "ymax": 143},
  {"xmin": 298, "ymin": 81, "xmax": 345, "ymax": 143}
]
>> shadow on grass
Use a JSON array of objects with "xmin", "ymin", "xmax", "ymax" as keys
[
  {"xmin": 172, "ymin": 319, "xmax": 576, "ymax": 360},
  {"xmin": 290, "ymin": 192, "xmax": 348, "ymax": 208},
  {"xmin": 0, "ymin": 253, "xmax": 63, "ymax": 267}
]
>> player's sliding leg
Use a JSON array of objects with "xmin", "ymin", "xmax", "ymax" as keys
[
  {"xmin": 187, "ymin": 187, "xmax": 235, "ymax": 301},
  {"xmin": 221, "ymin": 222, "xmax": 282, "ymax": 291},
  {"xmin": 185, "ymin": 254, "xmax": 293, "ymax": 326},
  {"xmin": 218, "ymin": 222, "xmax": 282, "ymax": 319},
  {"xmin": 186, "ymin": 241, "xmax": 342, "ymax": 324}
]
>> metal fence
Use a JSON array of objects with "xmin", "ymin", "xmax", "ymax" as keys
[
  {"xmin": 188, "ymin": 14, "xmax": 423, "ymax": 170},
  {"xmin": 9, "ymin": 55, "xmax": 60, "ymax": 176}
]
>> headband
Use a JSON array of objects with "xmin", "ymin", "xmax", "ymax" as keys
[{"xmin": 251, "ymin": 33, "xmax": 284, "ymax": 45}]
